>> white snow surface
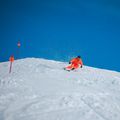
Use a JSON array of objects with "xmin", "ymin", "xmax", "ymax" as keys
[{"xmin": 0, "ymin": 58, "xmax": 120, "ymax": 120}]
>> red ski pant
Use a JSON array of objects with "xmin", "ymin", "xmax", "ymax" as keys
[{"xmin": 65, "ymin": 63, "xmax": 81, "ymax": 70}]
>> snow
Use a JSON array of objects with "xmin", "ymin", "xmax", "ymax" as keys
[{"xmin": 0, "ymin": 58, "xmax": 120, "ymax": 120}]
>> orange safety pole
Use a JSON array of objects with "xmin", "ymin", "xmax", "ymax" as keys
[
  {"xmin": 17, "ymin": 41, "xmax": 21, "ymax": 59},
  {"xmin": 9, "ymin": 55, "xmax": 14, "ymax": 73},
  {"xmin": 9, "ymin": 61, "xmax": 12, "ymax": 73},
  {"xmin": 17, "ymin": 41, "xmax": 21, "ymax": 48}
]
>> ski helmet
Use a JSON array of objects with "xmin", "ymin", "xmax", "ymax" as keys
[{"xmin": 77, "ymin": 56, "xmax": 81, "ymax": 58}]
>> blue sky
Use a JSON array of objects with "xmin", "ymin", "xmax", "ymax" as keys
[{"xmin": 0, "ymin": 0, "xmax": 120, "ymax": 71}]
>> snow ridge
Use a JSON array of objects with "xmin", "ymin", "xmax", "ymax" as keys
[{"xmin": 0, "ymin": 58, "xmax": 120, "ymax": 120}]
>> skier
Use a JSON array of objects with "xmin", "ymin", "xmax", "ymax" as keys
[{"xmin": 64, "ymin": 56, "xmax": 83, "ymax": 71}]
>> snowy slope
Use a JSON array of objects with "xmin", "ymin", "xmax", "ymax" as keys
[{"xmin": 0, "ymin": 58, "xmax": 120, "ymax": 120}]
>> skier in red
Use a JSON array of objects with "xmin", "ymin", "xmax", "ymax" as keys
[{"xmin": 65, "ymin": 56, "xmax": 83, "ymax": 71}]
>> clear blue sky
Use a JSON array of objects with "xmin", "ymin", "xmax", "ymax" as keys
[{"xmin": 0, "ymin": 0, "xmax": 120, "ymax": 71}]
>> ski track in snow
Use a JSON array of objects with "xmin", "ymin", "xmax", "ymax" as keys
[{"xmin": 0, "ymin": 58, "xmax": 120, "ymax": 120}]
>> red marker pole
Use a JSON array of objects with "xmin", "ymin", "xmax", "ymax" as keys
[
  {"xmin": 17, "ymin": 41, "xmax": 21, "ymax": 59},
  {"xmin": 9, "ymin": 55, "xmax": 14, "ymax": 73},
  {"xmin": 9, "ymin": 62, "xmax": 13, "ymax": 73}
]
